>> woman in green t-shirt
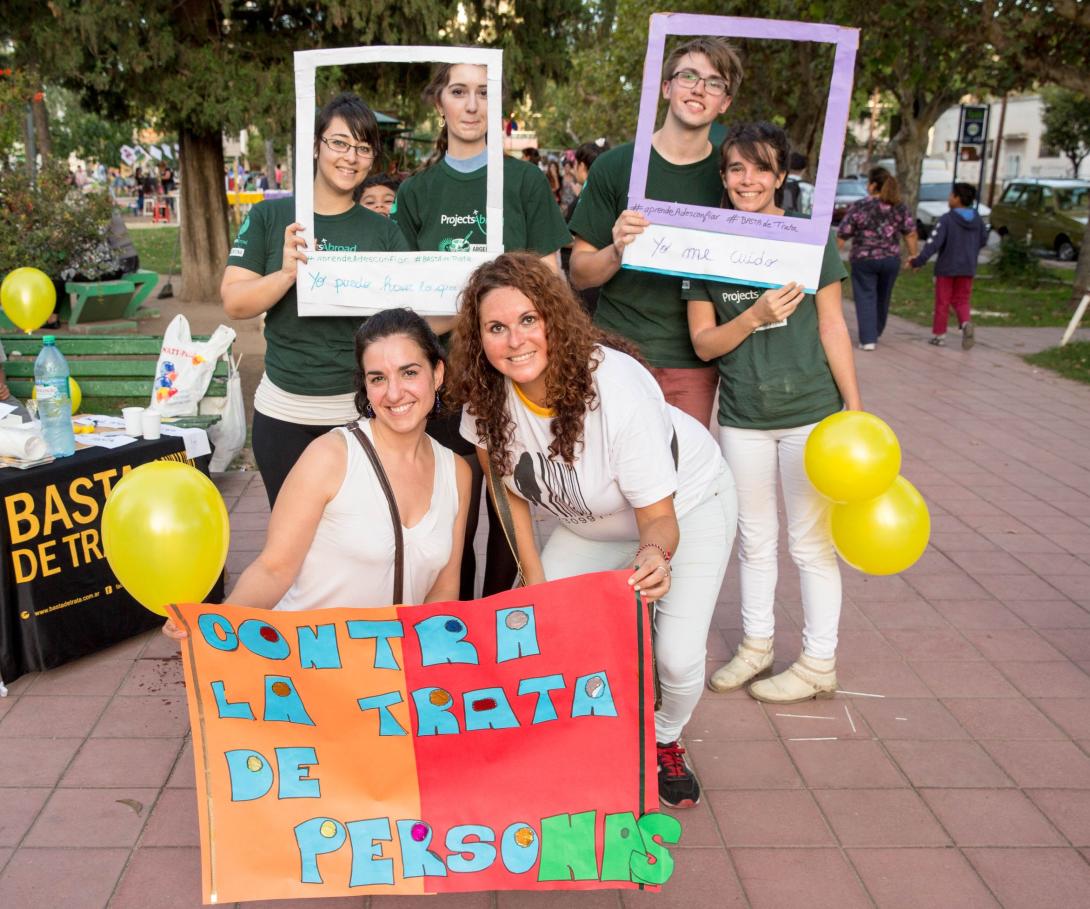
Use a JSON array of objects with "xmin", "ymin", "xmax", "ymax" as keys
[
  {"xmin": 392, "ymin": 63, "xmax": 571, "ymax": 599},
  {"xmin": 685, "ymin": 123, "xmax": 862, "ymax": 704},
  {"xmin": 222, "ymin": 93, "xmax": 408, "ymax": 506}
]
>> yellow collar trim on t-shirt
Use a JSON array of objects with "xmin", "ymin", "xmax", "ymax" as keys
[{"xmin": 513, "ymin": 381, "xmax": 554, "ymax": 418}]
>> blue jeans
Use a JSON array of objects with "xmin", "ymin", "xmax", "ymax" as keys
[{"xmin": 851, "ymin": 256, "xmax": 901, "ymax": 345}]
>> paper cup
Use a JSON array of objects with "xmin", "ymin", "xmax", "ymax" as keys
[
  {"xmin": 141, "ymin": 410, "xmax": 161, "ymax": 440},
  {"xmin": 122, "ymin": 406, "xmax": 145, "ymax": 436}
]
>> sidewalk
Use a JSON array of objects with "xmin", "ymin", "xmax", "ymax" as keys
[{"xmin": 2, "ymin": 311, "xmax": 1090, "ymax": 908}]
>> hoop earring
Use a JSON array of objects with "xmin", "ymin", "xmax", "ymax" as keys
[{"xmin": 364, "ymin": 401, "xmax": 375, "ymax": 418}]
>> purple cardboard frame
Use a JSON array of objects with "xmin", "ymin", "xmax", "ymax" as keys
[{"xmin": 628, "ymin": 14, "xmax": 859, "ymax": 246}]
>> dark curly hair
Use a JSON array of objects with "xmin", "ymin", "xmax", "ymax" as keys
[
  {"xmin": 353, "ymin": 308, "xmax": 445, "ymax": 418},
  {"xmin": 447, "ymin": 252, "xmax": 643, "ymax": 475}
]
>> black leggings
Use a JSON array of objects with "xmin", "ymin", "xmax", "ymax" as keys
[
  {"xmin": 251, "ymin": 411, "xmax": 343, "ymax": 507},
  {"xmin": 426, "ymin": 409, "xmax": 519, "ymax": 599}
]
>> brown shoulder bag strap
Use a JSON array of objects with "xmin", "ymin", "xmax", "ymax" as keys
[
  {"xmin": 485, "ymin": 453, "xmax": 525, "ymax": 587},
  {"xmin": 348, "ymin": 422, "xmax": 404, "ymax": 604}
]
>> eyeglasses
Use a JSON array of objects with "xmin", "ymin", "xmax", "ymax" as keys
[
  {"xmin": 321, "ymin": 136, "xmax": 376, "ymax": 159},
  {"xmin": 670, "ymin": 70, "xmax": 730, "ymax": 97}
]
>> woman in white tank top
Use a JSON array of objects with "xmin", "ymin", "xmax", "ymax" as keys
[{"xmin": 163, "ymin": 309, "xmax": 471, "ymax": 634}]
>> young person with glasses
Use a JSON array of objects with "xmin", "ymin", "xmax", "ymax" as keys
[
  {"xmin": 222, "ymin": 93, "xmax": 409, "ymax": 506},
  {"xmin": 569, "ymin": 38, "xmax": 743, "ymax": 427},
  {"xmin": 392, "ymin": 63, "xmax": 571, "ymax": 599}
]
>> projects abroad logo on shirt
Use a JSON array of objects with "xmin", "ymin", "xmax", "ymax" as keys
[
  {"xmin": 315, "ymin": 238, "xmax": 360, "ymax": 252},
  {"xmin": 229, "ymin": 215, "xmax": 251, "ymax": 257},
  {"xmin": 438, "ymin": 209, "xmax": 487, "ymax": 252}
]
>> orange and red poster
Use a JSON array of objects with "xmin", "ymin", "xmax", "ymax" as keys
[{"xmin": 171, "ymin": 571, "xmax": 680, "ymax": 904}]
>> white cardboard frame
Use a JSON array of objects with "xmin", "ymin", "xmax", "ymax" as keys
[{"xmin": 294, "ymin": 45, "xmax": 503, "ymax": 316}]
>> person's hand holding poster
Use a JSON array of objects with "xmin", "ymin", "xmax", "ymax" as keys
[
  {"xmin": 172, "ymin": 572, "xmax": 679, "ymax": 903},
  {"xmin": 622, "ymin": 14, "xmax": 859, "ymax": 293}
]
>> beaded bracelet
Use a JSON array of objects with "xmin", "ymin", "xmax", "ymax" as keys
[{"xmin": 635, "ymin": 542, "xmax": 672, "ymax": 564}]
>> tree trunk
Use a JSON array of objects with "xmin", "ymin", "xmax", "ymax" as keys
[
  {"xmin": 31, "ymin": 90, "xmax": 51, "ymax": 160},
  {"xmin": 178, "ymin": 127, "xmax": 230, "ymax": 303},
  {"xmin": 1074, "ymin": 218, "xmax": 1090, "ymax": 304},
  {"xmin": 264, "ymin": 137, "xmax": 276, "ymax": 184},
  {"xmin": 890, "ymin": 114, "xmax": 930, "ymax": 219}
]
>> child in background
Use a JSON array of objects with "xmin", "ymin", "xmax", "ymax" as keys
[
  {"xmin": 357, "ymin": 174, "xmax": 400, "ymax": 216},
  {"xmin": 910, "ymin": 182, "xmax": 989, "ymax": 349}
]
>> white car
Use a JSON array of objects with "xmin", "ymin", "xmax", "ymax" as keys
[{"xmin": 916, "ymin": 183, "xmax": 990, "ymax": 240}]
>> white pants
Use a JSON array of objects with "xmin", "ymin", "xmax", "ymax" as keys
[
  {"xmin": 541, "ymin": 467, "xmax": 737, "ymax": 743},
  {"xmin": 718, "ymin": 423, "xmax": 842, "ymax": 660}
]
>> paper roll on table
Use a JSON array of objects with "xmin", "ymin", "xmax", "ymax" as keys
[{"xmin": 0, "ymin": 425, "xmax": 49, "ymax": 460}]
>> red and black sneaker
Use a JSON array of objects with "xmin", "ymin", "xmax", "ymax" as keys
[{"xmin": 656, "ymin": 740, "xmax": 700, "ymax": 808}]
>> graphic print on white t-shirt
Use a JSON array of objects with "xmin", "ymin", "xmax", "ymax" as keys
[{"xmin": 513, "ymin": 451, "xmax": 594, "ymax": 522}]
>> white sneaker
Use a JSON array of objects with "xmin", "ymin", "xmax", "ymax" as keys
[{"xmin": 859, "ymin": 343, "xmax": 876, "ymax": 351}]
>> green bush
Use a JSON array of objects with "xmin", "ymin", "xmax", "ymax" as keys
[
  {"xmin": 991, "ymin": 234, "xmax": 1045, "ymax": 284},
  {"xmin": 0, "ymin": 161, "xmax": 114, "ymax": 280}
]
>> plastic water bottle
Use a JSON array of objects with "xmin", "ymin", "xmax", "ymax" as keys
[{"xmin": 34, "ymin": 335, "xmax": 75, "ymax": 457}]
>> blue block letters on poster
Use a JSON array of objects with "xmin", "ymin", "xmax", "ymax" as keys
[
  {"xmin": 571, "ymin": 670, "xmax": 618, "ymax": 718},
  {"xmin": 297, "ymin": 624, "xmax": 342, "ymax": 669},
  {"xmin": 211, "ymin": 680, "xmax": 255, "ymax": 720},
  {"xmin": 499, "ymin": 821, "xmax": 540, "ymax": 874},
  {"xmin": 517, "ymin": 674, "xmax": 565, "ymax": 724},
  {"xmin": 446, "ymin": 825, "xmax": 497, "ymax": 873},
  {"xmin": 347, "ymin": 819, "xmax": 395, "ymax": 887},
  {"xmin": 347, "ymin": 620, "xmax": 405, "ymax": 670},
  {"xmin": 276, "ymin": 747, "xmax": 321, "ymax": 799},
  {"xmin": 295, "ymin": 817, "xmax": 347, "ymax": 884},
  {"xmin": 225, "ymin": 749, "xmax": 273, "ymax": 801},
  {"xmin": 198, "ymin": 613, "xmax": 238, "ymax": 651},
  {"xmin": 495, "ymin": 606, "xmax": 540, "ymax": 661},
  {"xmin": 463, "ymin": 687, "xmax": 520, "ymax": 731},
  {"xmin": 413, "ymin": 615, "xmax": 479, "ymax": 666},
  {"xmin": 356, "ymin": 691, "xmax": 408, "ymax": 735},
  {"xmin": 238, "ymin": 619, "xmax": 291, "ymax": 660},
  {"xmin": 396, "ymin": 820, "xmax": 448, "ymax": 878},
  {"xmin": 411, "ymin": 687, "xmax": 461, "ymax": 736},
  {"xmin": 264, "ymin": 675, "xmax": 315, "ymax": 725}
]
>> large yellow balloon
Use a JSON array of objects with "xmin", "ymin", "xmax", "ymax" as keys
[
  {"xmin": 831, "ymin": 476, "xmax": 930, "ymax": 575},
  {"xmin": 805, "ymin": 411, "xmax": 901, "ymax": 503},
  {"xmin": 1, "ymin": 267, "xmax": 57, "ymax": 333},
  {"xmin": 102, "ymin": 462, "xmax": 230, "ymax": 616},
  {"xmin": 32, "ymin": 377, "xmax": 81, "ymax": 414}
]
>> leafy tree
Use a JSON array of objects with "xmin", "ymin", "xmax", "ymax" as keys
[
  {"xmin": 980, "ymin": 0, "xmax": 1090, "ymax": 300},
  {"xmin": 46, "ymin": 87, "xmax": 145, "ymax": 168},
  {"xmin": 6, "ymin": 1, "xmax": 589, "ymax": 302},
  {"xmin": 1041, "ymin": 87, "xmax": 1090, "ymax": 177}
]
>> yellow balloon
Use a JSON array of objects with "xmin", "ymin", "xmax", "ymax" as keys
[
  {"xmin": 1, "ymin": 267, "xmax": 57, "ymax": 333},
  {"xmin": 102, "ymin": 462, "xmax": 230, "ymax": 616},
  {"xmin": 805, "ymin": 411, "xmax": 901, "ymax": 503},
  {"xmin": 32, "ymin": 377, "xmax": 81, "ymax": 414},
  {"xmin": 830, "ymin": 476, "xmax": 930, "ymax": 575}
]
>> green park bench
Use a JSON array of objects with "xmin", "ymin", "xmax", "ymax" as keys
[
  {"xmin": 0, "ymin": 270, "xmax": 161, "ymax": 333},
  {"xmin": 0, "ymin": 334, "xmax": 228, "ymax": 430}
]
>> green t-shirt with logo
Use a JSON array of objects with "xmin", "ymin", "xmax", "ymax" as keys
[
  {"xmin": 680, "ymin": 231, "xmax": 847, "ymax": 430},
  {"xmin": 227, "ymin": 197, "xmax": 408, "ymax": 396},
  {"xmin": 391, "ymin": 155, "xmax": 571, "ymax": 255},
  {"xmin": 568, "ymin": 142, "xmax": 724, "ymax": 369}
]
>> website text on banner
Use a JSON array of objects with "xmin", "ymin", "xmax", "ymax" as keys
[
  {"xmin": 171, "ymin": 571, "xmax": 679, "ymax": 904},
  {"xmin": 622, "ymin": 14, "xmax": 859, "ymax": 293},
  {"xmin": 294, "ymin": 45, "xmax": 504, "ymax": 317}
]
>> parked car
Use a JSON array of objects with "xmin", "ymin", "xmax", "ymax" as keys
[
  {"xmin": 989, "ymin": 178, "xmax": 1089, "ymax": 261},
  {"xmin": 915, "ymin": 183, "xmax": 991, "ymax": 241},
  {"xmin": 832, "ymin": 177, "xmax": 868, "ymax": 224}
]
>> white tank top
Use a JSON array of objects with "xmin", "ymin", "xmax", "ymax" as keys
[{"xmin": 275, "ymin": 423, "xmax": 459, "ymax": 610}]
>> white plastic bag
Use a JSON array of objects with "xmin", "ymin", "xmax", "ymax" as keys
[
  {"xmin": 150, "ymin": 315, "xmax": 236, "ymax": 416},
  {"xmin": 207, "ymin": 355, "xmax": 245, "ymax": 472}
]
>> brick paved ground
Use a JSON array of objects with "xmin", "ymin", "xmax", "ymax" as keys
[{"xmin": 2, "ymin": 310, "xmax": 1090, "ymax": 907}]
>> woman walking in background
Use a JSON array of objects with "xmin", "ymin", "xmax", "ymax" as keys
[{"xmin": 837, "ymin": 167, "xmax": 918, "ymax": 350}]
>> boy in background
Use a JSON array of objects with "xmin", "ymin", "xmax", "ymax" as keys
[
  {"xmin": 910, "ymin": 182, "xmax": 989, "ymax": 349},
  {"xmin": 356, "ymin": 173, "xmax": 400, "ymax": 216}
]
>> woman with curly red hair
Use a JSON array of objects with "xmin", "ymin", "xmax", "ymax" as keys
[{"xmin": 448, "ymin": 252, "xmax": 738, "ymax": 810}]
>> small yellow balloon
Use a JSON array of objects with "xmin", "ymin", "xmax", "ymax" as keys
[
  {"xmin": 830, "ymin": 476, "xmax": 930, "ymax": 576},
  {"xmin": 1, "ymin": 267, "xmax": 57, "ymax": 333},
  {"xmin": 32, "ymin": 377, "xmax": 81, "ymax": 414},
  {"xmin": 805, "ymin": 411, "xmax": 901, "ymax": 504},
  {"xmin": 102, "ymin": 461, "xmax": 230, "ymax": 616}
]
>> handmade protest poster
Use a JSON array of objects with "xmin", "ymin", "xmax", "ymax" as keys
[
  {"xmin": 622, "ymin": 14, "xmax": 859, "ymax": 293},
  {"xmin": 293, "ymin": 45, "xmax": 503, "ymax": 316},
  {"xmin": 171, "ymin": 571, "xmax": 678, "ymax": 904}
]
